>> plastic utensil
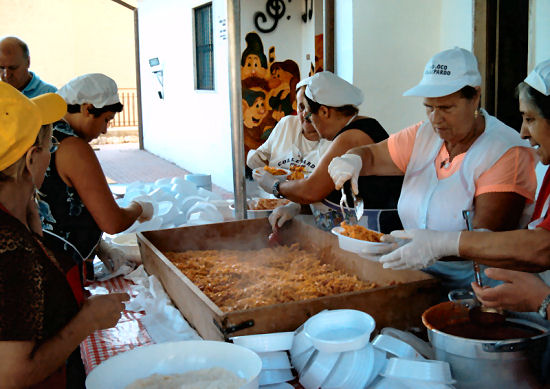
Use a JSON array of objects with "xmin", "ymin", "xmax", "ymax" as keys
[
  {"xmin": 268, "ymin": 224, "xmax": 282, "ymax": 247},
  {"xmin": 299, "ymin": 350, "xmax": 340, "ymax": 389},
  {"xmin": 257, "ymin": 351, "xmax": 292, "ymax": 370},
  {"xmin": 352, "ymin": 192, "xmax": 364, "ymax": 222}
]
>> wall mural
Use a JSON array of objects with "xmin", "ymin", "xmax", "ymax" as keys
[{"xmin": 241, "ymin": 31, "xmax": 301, "ymax": 159}]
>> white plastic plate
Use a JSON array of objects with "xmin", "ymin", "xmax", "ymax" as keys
[{"xmin": 85, "ymin": 340, "xmax": 262, "ymax": 389}]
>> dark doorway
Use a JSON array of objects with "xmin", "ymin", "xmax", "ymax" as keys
[{"xmin": 474, "ymin": 0, "xmax": 529, "ymax": 131}]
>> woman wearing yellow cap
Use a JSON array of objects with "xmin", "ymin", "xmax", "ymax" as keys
[{"xmin": 0, "ymin": 82, "xmax": 129, "ymax": 388}]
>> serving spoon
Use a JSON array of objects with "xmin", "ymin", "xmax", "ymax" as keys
[{"xmin": 462, "ymin": 210, "xmax": 506, "ymax": 326}]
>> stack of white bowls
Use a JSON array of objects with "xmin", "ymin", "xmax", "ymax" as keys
[
  {"xmin": 289, "ymin": 309, "xmax": 386, "ymax": 389},
  {"xmin": 369, "ymin": 358, "xmax": 456, "ymax": 388},
  {"xmin": 230, "ymin": 332, "xmax": 296, "ymax": 388}
]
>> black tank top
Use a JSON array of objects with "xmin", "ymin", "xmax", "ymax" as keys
[
  {"xmin": 325, "ymin": 118, "xmax": 404, "ymax": 232},
  {"xmin": 39, "ymin": 121, "xmax": 102, "ymax": 261}
]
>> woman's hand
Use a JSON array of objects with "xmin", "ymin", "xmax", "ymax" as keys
[
  {"xmin": 268, "ymin": 202, "xmax": 301, "ymax": 229},
  {"xmin": 328, "ymin": 154, "xmax": 362, "ymax": 195},
  {"xmin": 81, "ymin": 292, "xmax": 130, "ymax": 331},
  {"xmin": 472, "ymin": 268, "xmax": 550, "ymax": 312}
]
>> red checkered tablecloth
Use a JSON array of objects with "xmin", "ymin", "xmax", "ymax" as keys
[{"xmin": 80, "ymin": 276, "xmax": 153, "ymax": 374}]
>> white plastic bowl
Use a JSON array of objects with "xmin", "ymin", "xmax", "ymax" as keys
[
  {"xmin": 257, "ymin": 351, "xmax": 292, "ymax": 370},
  {"xmin": 322, "ymin": 344, "xmax": 375, "ymax": 389},
  {"xmin": 85, "ymin": 340, "xmax": 262, "ymax": 389},
  {"xmin": 304, "ymin": 309, "xmax": 375, "ymax": 353},
  {"xmin": 290, "ymin": 328, "xmax": 313, "ymax": 357},
  {"xmin": 290, "ymin": 346, "xmax": 315, "ymax": 374},
  {"xmin": 299, "ymin": 350, "xmax": 340, "ymax": 389},
  {"xmin": 382, "ymin": 358, "xmax": 455, "ymax": 384},
  {"xmin": 331, "ymin": 226, "xmax": 393, "ymax": 256},
  {"xmin": 258, "ymin": 368, "xmax": 294, "ymax": 386},
  {"xmin": 259, "ymin": 382, "xmax": 294, "ymax": 389},
  {"xmin": 372, "ymin": 334, "xmax": 425, "ymax": 360},
  {"xmin": 252, "ymin": 167, "xmax": 291, "ymax": 182},
  {"xmin": 230, "ymin": 332, "xmax": 294, "ymax": 352}
]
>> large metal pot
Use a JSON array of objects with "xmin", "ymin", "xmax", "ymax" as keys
[{"xmin": 422, "ymin": 301, "xmax": 550, "ymax": 389}]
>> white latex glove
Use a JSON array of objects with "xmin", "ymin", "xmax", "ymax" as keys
[
  {"xmin": 253, "ymin": 170, "xmax": 277, "ymax": 194},
  {"xmin": 357, "ymin": 237, "xmax": 399, "ymax": 262},
  {"xmin": 133, "ymin": 200, "xmax": 154, "ymax": 222},
  {"xmin": 379, "ymin": 229, "xmax": 461, "ymax": 270},
  {"xmin": 328, "ymin": 154, "xmax": 362, "ymax": 195},
  {"xmin": 246, "ymin": 149, "xmax": 269, "ymax": 169},
  {"xmin": 269, "ymin": 202, "xmax": 301, "ymax": 228}
]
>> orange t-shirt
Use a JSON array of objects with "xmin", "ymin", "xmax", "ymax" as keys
[{"xmin": 388, "ymin": 121, "xmax": 537, "ymax": 201}]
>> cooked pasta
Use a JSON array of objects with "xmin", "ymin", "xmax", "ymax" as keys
[
  {"xmin": 251, "ymin": 198, "xmax": 289, "ymax": 210},
  {"xmin": 263, "ymin": 166, "xmax": 288, "ymax": 175},
  {"xmin": 340, "ymin": 222, "xmax": 384, "ymax": 242},
  {"xmin": 165, "ymin": 244, "xmax": 378, "ymax": 312}
]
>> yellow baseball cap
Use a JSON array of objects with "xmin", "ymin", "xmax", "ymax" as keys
[{"xmin": 0, "ymin": 81, "xmax": 67, "ymax": 171}]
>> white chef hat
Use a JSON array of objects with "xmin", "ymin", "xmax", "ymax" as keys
[
  {"xmin": 403, "ymin": 47, "xmax": 481, "ymax": 98},
  {"xmin": 58, "ymin": 73, "xmax": 120, "ymax": 108},
  {"xmin": 296, "ymin": 71, "xmax": 363, "ymax": 107},
  {"xmin": 524, "ymin": 59, "xmax": 550, "ymax": 96}
]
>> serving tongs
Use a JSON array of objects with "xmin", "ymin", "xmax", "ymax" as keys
[
  {"xmin": 461, "ymin": 210, "xmax": 505, "ymax": 326},
  {"xmin": 340, "ymin": 183, "xmax": 364, "ymax": 223}
]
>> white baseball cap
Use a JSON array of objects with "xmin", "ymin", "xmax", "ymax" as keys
[
  {"xmin": 57, "ymin": 73, "xmax": 120, "ymax": 108},
  {"xmin": 524, "ymin": 59, "xmax": 550, "ymax": 96},
  {"xmin": 296, "ymin": 71, "xmax": 363, "ymax": 107},
  {"xmin": 403, "ymin": 47, "xmax": 482, "ymax": 97}
]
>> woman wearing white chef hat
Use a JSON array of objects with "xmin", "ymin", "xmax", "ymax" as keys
[
  {"xmin": 38, "ymin": 73, "xmax": 154, "ymax": 279},
  {"xmin": 327, "ymin": 48, "xmax": 537, "ymax": 291},
  {"xmin": 361, "ymin": 59, "xmax": 550, "ymax": 319},
  {"xmin": 254, "ymin": 71, "xmax": 403, "ymax": 234}
]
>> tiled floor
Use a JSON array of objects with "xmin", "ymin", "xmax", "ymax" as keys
[{"xmin": 94, "ymin": 143, "xmax": 233, "ymax": 199}]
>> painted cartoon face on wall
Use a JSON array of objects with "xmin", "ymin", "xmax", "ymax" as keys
[
  {"xmin": 242, "ymin": 89, "xmax": 268, "ymax": 129},
  {"xmin": 242, "ymin": 54, "xmax": 268, "ymax": 80}
]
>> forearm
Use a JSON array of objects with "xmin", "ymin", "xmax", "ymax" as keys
[
  {"xmin": 279, "ymin": 178, "xmax": 332, "ymax": 204},
  {"xmin": 346, "ymin": 141, "xmax": 402, "ymax": 176},
  {"xmin": 99, "ymin": 202, "xmax": 142, "ymax": 235},
  {"xmin": 1, "ymin": 310, "xmax": 94, "ymax": 388},
  {"xmin": 459, "ymin": 230, "xmax": 550, "ymax": 272}
]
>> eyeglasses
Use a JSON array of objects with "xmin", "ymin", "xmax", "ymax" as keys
[
  {"xmin": 49, "ymin": 136, "xmax": 60, "ymax": 153},
  {"xmin": 304, "ymin": 111, "xmax": 312, "ymax": 123}
]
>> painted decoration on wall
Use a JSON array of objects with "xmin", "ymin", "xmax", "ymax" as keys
[{"xmin": 241, "ymin": 31, "xmax": 301, "ymax": 159}]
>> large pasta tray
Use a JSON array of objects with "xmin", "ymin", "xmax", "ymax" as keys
[{"xmin": 138, "ymin": 217, "xmax": 440, "ymax": 341}]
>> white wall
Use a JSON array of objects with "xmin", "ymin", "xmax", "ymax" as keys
[
  {"xmin": 138, "ymin": 0, "xmax": 234, "ymax": 191},
  {"xmin": 530, "ymin": 0, "xmax": 550, "ymax": 69},
  {"xmin": 335, "ymin": 0, "xmax": 473, "ymax": 133},
  {"xmin": 0, "ymin": 0, "xmax": 136, "ymax": 89},
  {"xmin": 240, "ymin": 0, "xmax": 311, "ymax": 80}
]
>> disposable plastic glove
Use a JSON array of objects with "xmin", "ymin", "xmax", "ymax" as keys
[
  {"xmin": 133, "ymin": 200, "xmax": 154, "ymax": 222},
  {"xmin": 246, "ymin": 149, "xmax": 269, "ymax": 169},
  {"xmin": 357, "ymin": 238, "xmax": 399, "ymax": 262},
  {"xmin": 328, "ymin": 154, "xmax": 362, "ymax": 195},
  {"xmin": 253, "ymin": 169, "xmax": 277, "ymax": 194},
  {"xmin": 379, "ymin": 229, "xmax": 461, "ymax": 270},
  {"xmin": 269, "ymin": 202, "xmax": 301, "ymax": 228}
]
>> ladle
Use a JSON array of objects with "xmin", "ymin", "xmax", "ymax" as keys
[{"xmin": 461, "ymin": 210, "xmax": 506, "ymax": 326}]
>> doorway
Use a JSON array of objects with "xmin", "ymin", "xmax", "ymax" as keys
[{"xmin": 474, "ymin": 0, "xmax": 529, "ymax": 131}]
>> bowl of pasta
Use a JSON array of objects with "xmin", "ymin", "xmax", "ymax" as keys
[
  {"xmin": 85, "ymin": 340, "xmax": 262, "ymax": 389},
  {"xmin": 252, "ymin": 166, "xmax": 291, "ymax": 182},
  {"xmin": 331, "ymin": 222, "xmax": 394, "ymax": 256},
  {"xmin": 230, "ymin": 198, "xmax": 290, "ymax": 219}
]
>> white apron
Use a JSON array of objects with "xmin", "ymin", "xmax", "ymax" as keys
[{"xmin": 398, "ymin": 109, "xmax": 532, "ymax": 290}]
